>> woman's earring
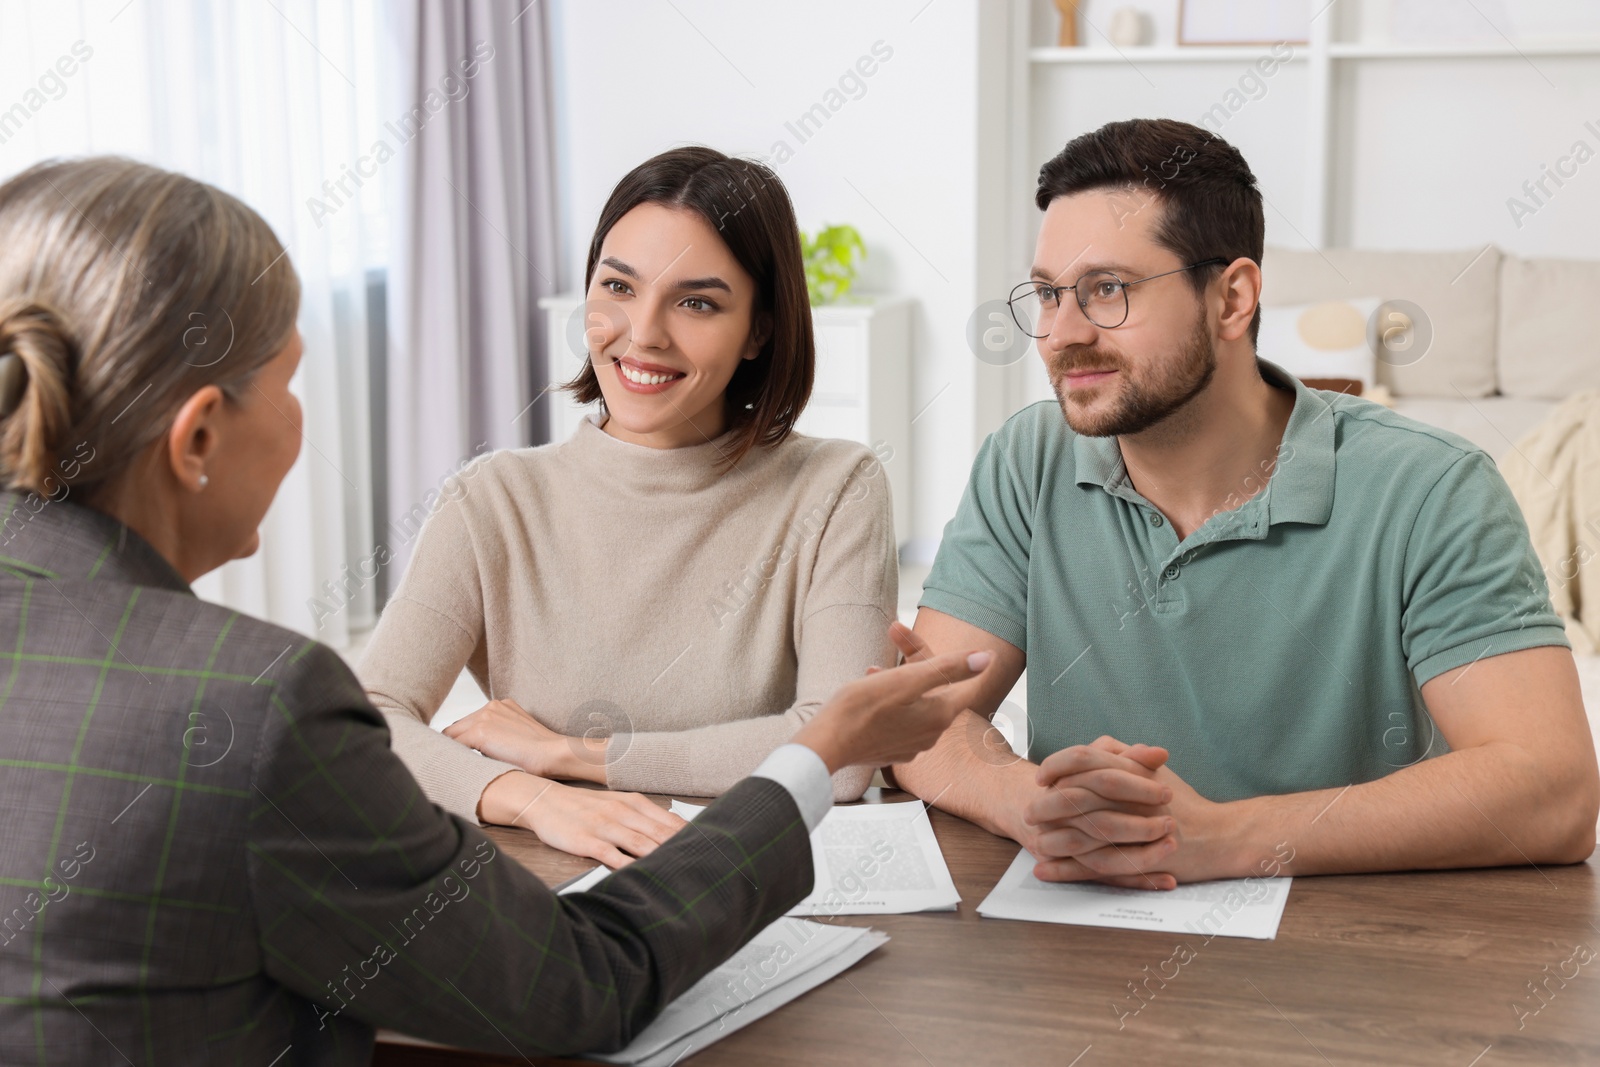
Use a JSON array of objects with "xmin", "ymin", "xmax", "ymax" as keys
[{"xmin": 198, "ymin": 474, "xmax": 209, "ymax": 489}]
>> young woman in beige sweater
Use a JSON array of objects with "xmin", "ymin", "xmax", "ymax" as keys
[{"xmin": 358, "ymin": 147, "xmax": 899, "ymax": 868}]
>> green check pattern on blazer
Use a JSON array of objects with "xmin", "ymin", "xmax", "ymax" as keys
[{"xmin": 0, "ymin": 492, "xmax": 813, "ymax": 1065}]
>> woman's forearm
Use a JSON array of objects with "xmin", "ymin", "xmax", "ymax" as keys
[
  {"xmin": 478, "ymin": 768, "xmax": 556, "ymax": 826},
  {"xmin": 381, "ymin": 708, "xmax": 520, "ymax": 823},
  {"xmin": 543, "ymin": 734, "xmax": 609, "ymax": 785}
]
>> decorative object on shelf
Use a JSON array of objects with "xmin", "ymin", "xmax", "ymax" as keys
[
  {"xmin": 1051, "ymin": 0, "xmax": 1081, "ymax": 47},
  {"xmin": 1179, "ymin": 0, "xmax": 1310, "ymax": 46},
  {"xmin": 801, "ymin": 223, "xmax": 866, "ymax": 307},
  {"xmin": 1108, "ymin": 7, "xmax": 1153, "ymax": 48}
]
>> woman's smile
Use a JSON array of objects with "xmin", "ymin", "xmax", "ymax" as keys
[{"xmin": 613, "ymin": 353, "xmax": 688, "ymax": 393}]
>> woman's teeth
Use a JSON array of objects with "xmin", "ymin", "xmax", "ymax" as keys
[{"xmin": 620, "ymin": 363, "xmax": 682, "ymax": 385}]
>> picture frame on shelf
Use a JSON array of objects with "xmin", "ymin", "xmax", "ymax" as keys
[{"xmin": 1178, "ymin": 0, "xmax": 1311, "ymax": 46}]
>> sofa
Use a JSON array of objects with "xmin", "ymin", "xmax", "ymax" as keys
[
  {"xmin": 1260, "ymin": 244, "xmax": 1600, "ymax": 464},
  {"xmin": 1244, "ymin": 247, "xmax": 1600, "ymax": 789}
]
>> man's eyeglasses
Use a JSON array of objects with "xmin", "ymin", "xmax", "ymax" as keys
[{"xmin": 1007, "ymin": 258, "xmax": 1228, "ymax": 335}]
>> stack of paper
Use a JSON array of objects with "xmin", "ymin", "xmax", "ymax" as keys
[
  {"xmin": 976, "ymin": 849, "xmax": 1292, "ymax": 940},
  {"xmin": 668, "ymin": 799, "xmax": 962, "ymax": 916},
  {"xmin": 591, "ymin": 920, "xmax": 885, "ymax": 1066},
  {"xmin": 559, "ymin": 871, "xmax": 887, "ymax": 1066}
]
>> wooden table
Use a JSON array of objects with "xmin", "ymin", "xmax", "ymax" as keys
[{"xmin": 375, "ymin": 789, "xmax": 1600, "ymax": 1066}]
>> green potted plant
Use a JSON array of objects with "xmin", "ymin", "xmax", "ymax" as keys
[{"xmin": 800, "ymin": 223, "xmax": 866, "ymax": 306}]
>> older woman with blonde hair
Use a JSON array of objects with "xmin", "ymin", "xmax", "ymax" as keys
[{"xmin": 0, "ymin": 156, "xmax": 991, "ymax": 1063}]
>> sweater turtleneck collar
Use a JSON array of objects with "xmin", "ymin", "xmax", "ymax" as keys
[{"xmin": 564, "ymin": 412, "xmax": 750, "ymax": 496}]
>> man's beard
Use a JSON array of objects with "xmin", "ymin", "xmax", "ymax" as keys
[{"xmin": 1049, "ymin": 311, "xmax": 1216, "ymax": 438}]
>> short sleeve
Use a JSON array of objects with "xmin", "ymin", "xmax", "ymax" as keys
[
  {"xmin": 917, "ymin": 424, "xmax": 1035, "ymax": 651},
  {"xmin": 1401, "ymin": 450, "xmax": 1570, "ymax": 686}
]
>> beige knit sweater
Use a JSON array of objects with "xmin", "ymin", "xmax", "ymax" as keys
[{"xmin": 358, "ymin": 414, "xmax": 898, "ymax": 822}]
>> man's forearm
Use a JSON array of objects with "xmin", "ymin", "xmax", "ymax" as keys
[
  {"xmin": 892, "ymin": 710, "xmax": 1037, "ymax": 839},
  {"xmin": 1225, "ymin": 743, "xmax": 1597, "ymax": 879}
]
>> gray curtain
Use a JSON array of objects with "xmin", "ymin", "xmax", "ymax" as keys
[{"xmin": 385, "ymin": 0, "xmax": 561, "ymax": 578}]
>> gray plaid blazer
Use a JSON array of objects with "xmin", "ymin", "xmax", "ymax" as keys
[{"xmin": 0, "ymin": 492, "xmax": 812, "ymax": 1065}]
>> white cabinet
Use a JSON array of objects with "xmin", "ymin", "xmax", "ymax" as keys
[{"xmin": 537, "ymin": 293, "xmax": 914, "ymax": 546}]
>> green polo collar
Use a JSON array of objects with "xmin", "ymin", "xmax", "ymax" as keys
[{"xmin": 1071, "ymin": 357, "xmax": 1336, "ymax": 529}]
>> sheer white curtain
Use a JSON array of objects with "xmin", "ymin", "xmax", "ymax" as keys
[
  {"xmin": 0, "ymin": 0, "xmax": 389, "ymax": 647},
  {"xmin": 384, "ymin": 0, "xmax": 561, "ymax": 577}
]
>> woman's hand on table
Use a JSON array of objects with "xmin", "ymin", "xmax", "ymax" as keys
[
  {"xmin": 479, "ymin": 770, "xmax": 687, "ymax": 869},
  {"xmin": 444, "ymin": 698, "xmax": 608, "ymax": 784}
]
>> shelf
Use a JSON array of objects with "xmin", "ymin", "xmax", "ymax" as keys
[
  {"xmin": 1030, "ymin": 43, "xmax": 1600, "ymax": 64},
  {"xmin": 1327, "ymin": 41, "xmax": 1600, "ymax": 59},
  {"xmin": 1029, "ymin": 46, "xmax": 1306, "ymax": 64},
  {"xmin": 1017, "ymin": 17, "xmax": 1600, "ymax": 297}
]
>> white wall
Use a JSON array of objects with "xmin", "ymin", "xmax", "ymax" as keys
[
  {"xmin": 1332, "ymin": 0, "xmax": 1600, "ymax": 257},
  {"xmin": 548, "ymin": 0, "xmax": 1010, "ymax": 557},
  {"xmin": 1333, "ymin": 55, "xmax": 1600, "ymax": 257}
]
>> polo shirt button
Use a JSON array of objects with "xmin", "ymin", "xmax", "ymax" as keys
[
  {"xmin": 1148, "ymin": 512, "xmax": 1164, "ymax": 527},
  {"xmin": 1164, "ymin": 565, "xmax": 1181, "ymax": 580}
]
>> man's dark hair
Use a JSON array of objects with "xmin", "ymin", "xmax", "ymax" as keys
[{"xmin": 1035, "ymin": 118, "xmax": 1264, "ymax": 346}]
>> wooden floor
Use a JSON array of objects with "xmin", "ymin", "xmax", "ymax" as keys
[{"xmin": 375, "ymin": 789, "xmax": 1600, "ymax": 1066}]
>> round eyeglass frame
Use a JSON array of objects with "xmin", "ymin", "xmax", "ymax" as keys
[{"xmin": 1007, "ymin": 257, "xmax": 1229, "ymax": 336}]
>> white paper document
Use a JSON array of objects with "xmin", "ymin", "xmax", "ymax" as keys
[
  {"xmin": 375, "ymin": 913, "xmax": 885, "ymax": 1064},
  {"xmin": 977, "ymin": 849, "xmax": 1292, "ymax": 940},
  {"xmin": 556, "ymin": 864, "xmax": 610, "ymax": 895},
  {"xmin": 579, "ymin": 914, "xmax": 886, "ymax": 1066},
  {"xmin": 558, "ymin": 861, "xmax": 890, "ymax": 1063},
  {"xmin": 669, "ymin": 799, "xmax": 962, "ymax": 916}
]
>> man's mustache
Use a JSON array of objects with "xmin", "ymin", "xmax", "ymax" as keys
[{"xmin": 1050, "ymin": 348, "xmax": 1124, "ymax": 375}]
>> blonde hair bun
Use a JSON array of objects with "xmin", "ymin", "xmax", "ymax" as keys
[{"xmin": 0, "ymin": 299, "xmax": 74, "ymax": 493}]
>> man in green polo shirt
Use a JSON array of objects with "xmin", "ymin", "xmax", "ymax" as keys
[{"xmin": 892, "ymin": 117, "xmax": 1598, "ymax": 888}]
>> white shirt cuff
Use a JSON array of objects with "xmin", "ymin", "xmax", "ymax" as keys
[{"xmin": 750, "ymin": 743, "xmax": 833, "ymax": 832}]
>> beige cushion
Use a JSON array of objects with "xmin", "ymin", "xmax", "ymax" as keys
[
  {"xmin": 1497, "ymin": 255, "xmax": 1600, "ymax": 399},
  {"xmin": 1260, "ymin": 246, "xmax": 1501, "ymax": 398}
]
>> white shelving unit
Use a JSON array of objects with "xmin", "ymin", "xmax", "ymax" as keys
[
  {"xmin": 1326, "ymin": 40, "xmax": 1600, "ymax": 58},
  {"xmin": 1029, "ymin": 45, "xmax": 1309, "ymax": 62},
  {"xmin": 1020, "ymin": 17, "xmax": 1600, "ymax": 248},
  {"xmin": 1030, "ymin": 41, "xmax": 1600, "ymax": 62},
  {"xmin": 537, "ymin": 293, "xmax": 915, "ymax": 545},
  {"xmin": 998, "ymin": 3, "xmax": 1600, "ymax": 413}
]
